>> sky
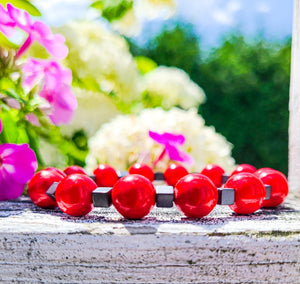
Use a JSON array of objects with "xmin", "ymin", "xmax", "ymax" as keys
[{"xmin": 33, "ymin": 0, "xmax": 293, "ymax": 48}]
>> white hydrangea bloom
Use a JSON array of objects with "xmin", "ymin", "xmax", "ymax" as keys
[
  {"xmin": 60, "ymin": 87, "xmax": 119, "ymax": 137},
  {"xmin": 111, "ymin": 0, "xmax": 176, "ymax": 37},
  {"xmin": 86, "ymin": 107, "xmax": 235, "ymax": 173},
  {"xmin": 56, "ymin": 21, "xmax": 142, "ymax": 103},
  {"xmin": 143, "ymin": 66, "xmax": 206, "ymax": 109}
]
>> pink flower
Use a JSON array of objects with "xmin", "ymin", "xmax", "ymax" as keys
[
  {"xmin": 23, "ymin": 59, "xmax": 77, "ymax": 125},
  {"xmin": 0, "ymin": 143, "xmax": 37, "ymax": 200},
  {"xmin": 6, "ymin": 3, "xmax": 68, "ymax": 60},
  {"xmin": 0, "ymin": 119, "xmax": 2, "ymax": 133},
  {"xmin": 149, "ymin": 130, "xmax": 193, "ymax": 166},
  {"xmin": 0, "ymin": 4, "xmax": 15, "ymax": 37},
  {"xmin": 25, "ymin": 113, "xmax": 40, "ymax": 127}
]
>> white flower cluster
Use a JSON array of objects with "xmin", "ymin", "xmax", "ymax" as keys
[
  {"xmin": 111, "ymin": 0, "xmax": 176, "ymax": 37},
  {"xmin": 60, "ymin": 87, "xmax": 119, "ymax": 137},
  {"xmin": 143, "ymin": 66, "xmax": 206, "ymax": 109},
  {"xmin": 86, "ymin": 107, "xmax": 235, "ymax": 173},
  {"xmin": 56, "ymin": 21, "xmax": 142, "ymax": 103}
]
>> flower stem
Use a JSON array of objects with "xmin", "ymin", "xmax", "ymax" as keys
[
  {"xmin": 15, "ymin": 36, "xmax": 33, "ymax": 60},
  {"xmin": 153, "ymin": 148, "xmax": 166, "ymax": 167}
]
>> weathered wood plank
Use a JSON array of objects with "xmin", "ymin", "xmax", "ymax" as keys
[{"xmin": 0, "ymin": 196, "xmax": 299, "ymax": 283}]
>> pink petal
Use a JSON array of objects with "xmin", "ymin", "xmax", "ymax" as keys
[
  {"xmin": 0, "ymin": 119, "xmax": 2, "ymax": 133},
  {"xmin": 40, "ymin": 35, "xmax": 69, "ymax": 60},
  {"xmin": 25, "ymin": 113, "xmax": 40, "ymax": 126},
  {"xmin": 165, "ymin": 143, "xmax": 194, "ymax": 166},
  {"xmin": 32, "ymin": 21, "xmax": 53, "ymax": 40},
  {"xmin": 0, "ymin": 4, "xmax": 16, "ymax": 37},
  {"xmin": 0, "ymin": 143, "xmax": 37, "ymax": 184},
  {"xmin": 7, "ymin": 3, "xmax": 31, "ymax": 32},
  {"xmin": 0, "ymin": 169, "xmax": 26, "ymax": 200},
  {"xmin": 149, "ymin": 130, "xmax": 185, "ymax": 145}
]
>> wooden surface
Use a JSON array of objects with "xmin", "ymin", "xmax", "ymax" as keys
[
  {"xmin": 0, "ymin": 195, "xmax": 299, "ymax": 283},
  {"xmin": 289, "ymin": 0, "xmax": 300, "ymax": 195}
]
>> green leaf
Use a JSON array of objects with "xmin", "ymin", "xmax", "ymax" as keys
[
  {"xmin": 0, "ymin": 110, "xmax": 19, "ymax": 143},
  {"xmin": 134, "ymin": 56, "xmax": 157, "ymax": 74},
  {"xmin": 0, "ymin": 33, "xmax": 18, "ymax": 49},
  {"xmin": 90, "ymin": 0, "xmax": 133, "ymax": 22},
  {"xmin": 0, "ymin": 0, "xmax": 41, "ymax": 16}
]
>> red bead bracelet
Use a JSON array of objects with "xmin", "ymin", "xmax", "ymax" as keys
[{"xmin": 27, "ymin": 163, "xmax": 289, "ymax": 219}]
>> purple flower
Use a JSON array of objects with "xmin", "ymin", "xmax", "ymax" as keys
[
  {"xmin": 23, "ymin": 59, "xmax": 77, "ymax": 125},
  {"xmin": 0, "ymin": 4, "xmax": 15, "ymax": 37},
  {"xmin": 0, "ymin": 143, "xmax": 37, "ymax": 200},
  {"xmin": 4, "ymin": 3, "xmax": 68, "ymax": 60},
  {"xmin": 149, "ymin": 130, "xmax": 193, "ymax": 166}
]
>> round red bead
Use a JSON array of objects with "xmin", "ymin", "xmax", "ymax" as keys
[
  {"xmin": 230, "ymin": 164, "xmax": 256, "ymax": 177},
  {"xmin": 112, "ymin": 174, "xmax": 156, "ymax": 219},
  {"xmin": 55, "ymin": 174, "xmax": 97, "ymax": 216},
  {"xmin": 254, "ymin": 168, "xmax": 288, "ymax": 207},
  {"xmin": 225, "ymin": 172, "xmax": 266, "ymax": 214},
  {"xmin": 201, "ymin": 164, "xmax": 225, "ymax": 187},
  {"xmin": 44, "ymin": 167, "xmax": 66, "ymax": 177},
  {"xmin": 164, "ymin": 163, "xmax": 189, "ymax": 187},
  {"xmin": 28, "ymin": 169, "xmax": 65, "ymax": 209},
  {"xmin": 128, "ymin": 163, "xmax": 154, "ymax": 181},
  {"xmin": 93, "ymin": 164, "xmax": 119, "ymax": 187},
  {"xmin": 174, "ymin": 174, "xmax": 218, "ymax": 218},
  {"xmin": 64, "ymin": 165, "xmax": 87, "ymax": 176}
]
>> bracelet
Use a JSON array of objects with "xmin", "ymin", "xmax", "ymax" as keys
[{"xmin": 27, "ymin": 163, "xmax": 289, "ymax": 219}]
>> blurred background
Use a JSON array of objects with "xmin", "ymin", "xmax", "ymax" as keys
[{"xmin": 15, "ymin": 0, "xmax": 293, "ymax": 174}]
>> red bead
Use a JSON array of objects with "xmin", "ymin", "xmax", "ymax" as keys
[
  {"xmin": 112, "ymin": 174, "xmax": 156, "ymax": 219},
  {"xmin": 28, "ymin": 169, "xmax": 65, "ymax": 209},
  {"xmin": 164, "ymin": 163, "xmax": 189, "ymax": 187},
  {"xmin": 93, "ymin": 164, "xmax": 119, "ymax": 187},
  {"xmin": 64, "ymin": 165, "xmax": 87, "ymax": 176},
  {"xmin": 254, "ymin": 168, "xmax": 288, "ymax": 207},
  {"xmin": 44, "ymin": 167, "xmax": 66, "ymax": 177},
  {"xmin": 230, "ymin": 164, "xmax": 256, "ymax": 177},
  {"xmin": 129, "ymin": 163, "xmax": 154, "ymax": 181},
  {"xmin": 225, "ymin": 172, "xmax": 266, "ymax": 214},
  {"xmin": 200, "ymin": 164, "xmax": 225, "ymax": 187},
  {"xmin": 174, "ymin": 174, "xmax": 218, "ymax": 218},
  {"xmin": 55, "ymin": 174, "xmax": 97, "ymax": 216}
]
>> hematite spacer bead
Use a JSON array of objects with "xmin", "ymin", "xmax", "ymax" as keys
[
  {"xmin": 46, "ymin": 182, "xmax": 59, "ymax": 201},
  {"xmin": 155, "ymin": 185, "xmax": 174, "ymax": 208},
  {"xmin": 222, "ymin": 174, "xmax": 229, "ymax": 184},
  {"xmin": 264, "ymin": 184, "xmax": 271, "ymax": 200},
  {"xmin": 117, "ymin": 170, "xmax": 129, "ymax": 179},
  {"xmin": 89, "ymin": 174, "xmax": 96, "ymax": 181},
  {"xmin": 154, "ymin": 172, "xmax": 165, "ymax": 181},
  {"xmin": 92, "ymin": 187, "xmax": 112, "ymax": 208},
  {"xmin": 217, "ymin": 188, "xmax": 235, "ymax": 205}
]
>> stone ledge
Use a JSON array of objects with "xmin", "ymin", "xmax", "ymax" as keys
[{"xmin": 0, "ymin": 196, "xmax": 299, "ymax": 283}]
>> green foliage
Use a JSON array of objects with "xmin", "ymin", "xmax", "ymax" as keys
[
  {"xmin": 0, "ymin": 0, "xmax": 41, "ymax": 16},
  {"xmin": 130, "ymin": 23, "xmax": 201, "ymax": 74},
  {"xmin": 134, "ymin": 56, "xmax": 157, "ymax": 74},
  {"xmin": 91, "ymin": 0, "xmax": 133, "ymax": 22},
  {"xmin": 130, "ymin": 25, "xmax": 290, "ymax": 174}
]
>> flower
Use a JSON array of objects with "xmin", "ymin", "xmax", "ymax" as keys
[
  {"xmin": 143, "ymin": 66, "xmax": 206, "ymax": 109},
  {"xmin": 60, "ymin": 87, "xmax": 119, "ymax": 137},
  {"xmin": 55, "ymin": 21, "xmax": 142, "ymax": 103},
  {"xmin": 23, "ymin": 59, "xmax": 77, "ymax": 125},
  {"xmin": 5, "ymin": 3, "xmax": 68, "ymax": 59},
  {"xmin": 0, "ymin": 120, "xmax": 37, "ymax": 200},
  {"xmin": 109, "ymin": 0, "xmax": 176, "ymax": 37},
  {"xmin": 149, "ymin": 130, "xmax": 193, "ymax": 166},
  {"xmin": 0, "ymin": 4, "xmax": 15, "ymax": 37},
  {"xmin": 86, "ymin": 107, "xmax": 235, "ymax": 173}
]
